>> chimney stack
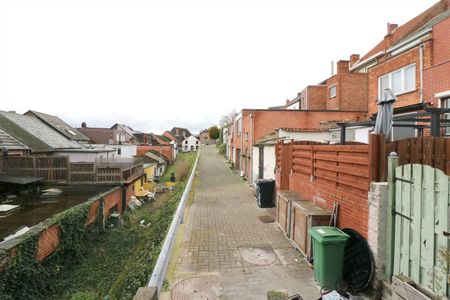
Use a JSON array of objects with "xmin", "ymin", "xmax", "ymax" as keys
[
  {"xmin": 387, "ymin": 23, "xmax": 398, "ymax": 35},
  {"xmin": 81, "ymin": 122, "xmax": 87, "ymax": 128},
  {"xmin": 337, "ymin": 60, "xmax": 350, "ymax": 74}
]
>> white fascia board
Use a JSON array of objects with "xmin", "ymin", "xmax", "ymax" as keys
[{"xmin": 349, "ymin": 51, "xmax": 385, "ymax": 72}]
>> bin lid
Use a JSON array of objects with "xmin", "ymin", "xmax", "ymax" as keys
[
  {"xmin": 309, "ymin": 226, "xmax": 349, "ymax": 243},
  {"xmin": 342, "ymin": 228, "xmax": 374, "ymax": 293}
]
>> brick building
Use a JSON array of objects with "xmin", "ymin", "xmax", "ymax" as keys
[{"xmin": 350, "ymin": 0, "xmax": 450, "ymax": 139}]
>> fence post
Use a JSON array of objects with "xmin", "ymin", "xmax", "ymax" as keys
[
  {"xmin": 310, "ymin": 145, "xmax": 314, "ymax": 182},
  {"xmin": 369, "ymin": 133, "xmax": 386, "ymax": 182},
  {"xmin": 385, "ymin": 152, "xmax": 398, "ymax": 281},
  {"xmin": 369, "ymin": 134, "xmax": 380, "ymax": 182}
]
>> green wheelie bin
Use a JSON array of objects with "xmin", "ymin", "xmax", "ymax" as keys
[{"xmin": 309, "ymin": 226, "xmax": 349, "ymax": 290}]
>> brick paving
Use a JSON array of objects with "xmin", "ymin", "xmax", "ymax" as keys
[{"xmin": 166, "ymin": 145, "xmax": 320, "ymax": 300}]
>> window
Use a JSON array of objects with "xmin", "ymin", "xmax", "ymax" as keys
[
  {"xmin": 196, "ymin": 141, "xmax": 199, "ymax": 144},
  {"xmin": 237, "ymin": 117, "xmax": 242, "ymax": 136},
  {"xmin": 378, "ymin": 64, "xmax": 415, "ymax": 98},
  {"xmin": 245, "ymin": 132, "xmax": 248, "ymax": 141},
  {"xmin": 185, "ymin": 140, "xmax": 188, "ymax": 144},
  {"xmin": 329, "ymin": 85, "xmax": 337, "ymax": 99},
  {"xmin": 443, "ymin": 98, "xmax": 450, "ymax": 136},
  {"xmin": 392, "ymin": 113, "xmax": 417, "ymax": 141},
  {"xmin": 117, "ymin": 148, "xmax": 121, "ymax": 155}
]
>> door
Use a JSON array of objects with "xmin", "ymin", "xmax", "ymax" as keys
[
  {"xmin": 390, "ymin": 163, "xmax": 449, "ymax": 297},
  {"xmin": 259, "ymin": 146, "xmax": 264, "ymax": 179}
]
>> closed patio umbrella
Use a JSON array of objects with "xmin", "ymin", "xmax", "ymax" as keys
[{"xmin": 374, "ymin": 88, "xmax": 397, "ymax": 141}]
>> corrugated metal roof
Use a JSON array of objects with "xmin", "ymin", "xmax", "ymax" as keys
[
  {"xmin": 0, "ymin": 128, "xmax": 29, "ymax": 150},
  {"xmin": 25, "ymin": 110, "xmax": 90, "ymax": 141},
  {"xmin": 0, "ymin": 111, "xmax": 81, "ymax": 150}
]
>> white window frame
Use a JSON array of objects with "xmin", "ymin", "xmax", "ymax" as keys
[
  {"xmin": 329, "ymin": 85, "xmax": 337, "ymax": 99},
  {"xmin": 237, "ymin": 117, "xmax": 242, "ymax": 136},
  {"xmin": 378, "ymin": 63, "xmax": 416, "ymax": 99}
]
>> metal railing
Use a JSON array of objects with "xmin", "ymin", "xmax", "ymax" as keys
[{"xmin": 147, "ymin": 148, "xmax": 201, "ymax": 296}]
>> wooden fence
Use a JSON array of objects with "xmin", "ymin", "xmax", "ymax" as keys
[
  {"xmin": 292, "ymin": 144, "xmax": 370, "ymax": 192},
  {"xmin": 0, "ymin": 156, "xmax": 144, "ymax": 184},
  {"xmin": 276, "ymin": 135, "xmax": 450, "ymax": 188}
]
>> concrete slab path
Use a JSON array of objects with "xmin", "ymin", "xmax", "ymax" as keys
[{"xmin": 164, "ymin": 145, "xmax": 320, "ymax": 300}]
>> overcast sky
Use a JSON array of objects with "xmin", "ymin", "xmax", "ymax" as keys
[{"xmin": 0, "ymin": 0, "xmax": 438, "ymax": 134}]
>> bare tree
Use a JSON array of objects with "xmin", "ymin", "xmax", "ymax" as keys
[{"xmin": 219, "ymin": 110, "xmax": 238, "ymax": 128}]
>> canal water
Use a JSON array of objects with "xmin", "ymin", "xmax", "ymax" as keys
[{"xmin": 0, "ymin": 187, "xmax": 110, "ymax": 241}]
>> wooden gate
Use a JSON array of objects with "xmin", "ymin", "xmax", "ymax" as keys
[{"xmin": 389, "ymin": 163, "xmax": 449, "ymax": 297}]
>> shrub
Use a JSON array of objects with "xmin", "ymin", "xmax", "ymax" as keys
[
  {"xmin": 218, "ymin": 144, "xmax": 226, "ymax": 154},
  {"xmin": 175, "ymin": 160, "xmax": 190, "ymax": 181}
]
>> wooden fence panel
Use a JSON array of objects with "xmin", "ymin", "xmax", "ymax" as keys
[
  {"xmin": 288, "ymin": 143, "xmax": 370, "ymax": 193},
  {"xmin": 384, "ymin": 137, "xmax": 450, "ymax": 178},
  {"xmin": 69, "ymin": 163, "xmax": 95, "ymax": 182}
]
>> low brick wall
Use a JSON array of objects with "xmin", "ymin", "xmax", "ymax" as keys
[
  {"xmin": 35, "ymin": 225, "xmax": 61, "ymax": 261},
  {"xmin": 289, "ymin": 173, "xmax": 369, "ymax": 237},
  {"xmin": 0, "ymin": 186, "xmax": 121, "ymax": 262}
]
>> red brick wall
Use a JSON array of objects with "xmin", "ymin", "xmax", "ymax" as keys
[
  {"xmin": 367, "ymin": 41, "xmax": 432, "ymax": 115},
  {"xmin": 103, "ymin": 188, "xmax": 122, "ymax": 217},
  {"xmin": 251, "ymin": 110, "xmax": 367, "ymax": 143},
  {"xmin": 85, "ymin": 200, "xmax": 100, "ymax": 226},
  {"xmin": 306, "ymin": 86, "xmax": 327, "ymax": 110},
  {"xmin": 424, "ymin": 17, "xmax": 450, "ymax": 104},
  {"xmin": 289, "ymin": 173, "xmax": 368, "ymax": 237},
  {"xmin": 126, "ymin": 181, "xmax": 135, "ymax": 206},
  {"xmin": 35, "ymin": 225, "xmax": 61, "ymax": 261},
  {"xmin": 340, "ymin": 73, "xmax": 368, "ymax": 111},
  {"xmin": 137, "ymin": 145, "xmax": 173, "ymax": 162}
]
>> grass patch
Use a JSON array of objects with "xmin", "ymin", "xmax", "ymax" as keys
[{"xmin": 160, "ymin": 152, "xmax": 196, "ymax": 183}]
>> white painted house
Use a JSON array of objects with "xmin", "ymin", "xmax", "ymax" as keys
[{"xmin": 182, "ymin": 136, "xmax": 200, "ymax": 152}]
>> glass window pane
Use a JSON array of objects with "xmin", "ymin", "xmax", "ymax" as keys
[
  {"xmin": 329, "ymin": 85, "xmax": 336, "ymax": 98},
  {"xmin": 392, "ymin": 70, "xmax": 402, "ymax": 94},
  {"xmin": 404, "ymin": 65, "xmax": 415, "ymax": 91},
  {"xmin": 379, "ymin": 75, "xmax": 390, "ymax": 97}
]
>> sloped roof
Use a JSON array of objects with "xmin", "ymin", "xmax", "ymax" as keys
[
  {"xmin": 170, "ymin": 127, "xmax": 191, "ymax": 138},
  {"xmin": 360, "ymin": 0, "xmax": 449, "ymax": 62},
  {"xmin": 77, "ymin": 127, "xmax": 113, "ymax": 144},
  {"xmin": 24, "ymin": 110, "xmax": 89, "ymax": 141},
  {"xmin": 397, "ymin": 8, "xmax": 450, "ymax": 44},
  {"xmin": 0, "ymin": 128, "xmax": 29, "ymax": 150},
  {"xmin": 144, "ymin": 151, "xmax": 167, "ymax": 165},
  {"xmin": 0, "ymin": 111, "xmax": 81, "ymax": 151}
]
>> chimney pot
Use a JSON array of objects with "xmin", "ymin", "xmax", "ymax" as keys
[
  {"xmin": 349, "ymin": 54, "xmax": 360, "ymax": 66},
  {"xmin": 387, "ymin": 23, "xmax": 398, "ymax": 35},
  {"xmin": 81, "ymin": 122, "xmax": 87, "ymax": 128}
]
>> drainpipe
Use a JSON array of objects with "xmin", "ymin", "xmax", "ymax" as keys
[
  {"xmin": 250, "ymin": 112, "xmax": 254, "ymax": 185},
  {"xmin": 420, "ymin": 44, "xmax": 424, "ymax": 103}
]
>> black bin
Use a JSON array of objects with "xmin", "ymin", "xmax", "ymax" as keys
[{"xmin": 256, "ymin": 179, "xmax": 275, "ymax": 208}]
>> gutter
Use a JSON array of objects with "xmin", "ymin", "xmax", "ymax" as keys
[
  {"xmin": 349, "ymin": 51, "xmax": 385, "ymax": 72},
  {"xmin": 388, "ymin": 27, "xmax": 432, "ymax": 56}
]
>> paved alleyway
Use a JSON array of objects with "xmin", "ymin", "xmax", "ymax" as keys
[{"xmin": 165, "ymin": 145, "xmax": 320, "ymax": 300}]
